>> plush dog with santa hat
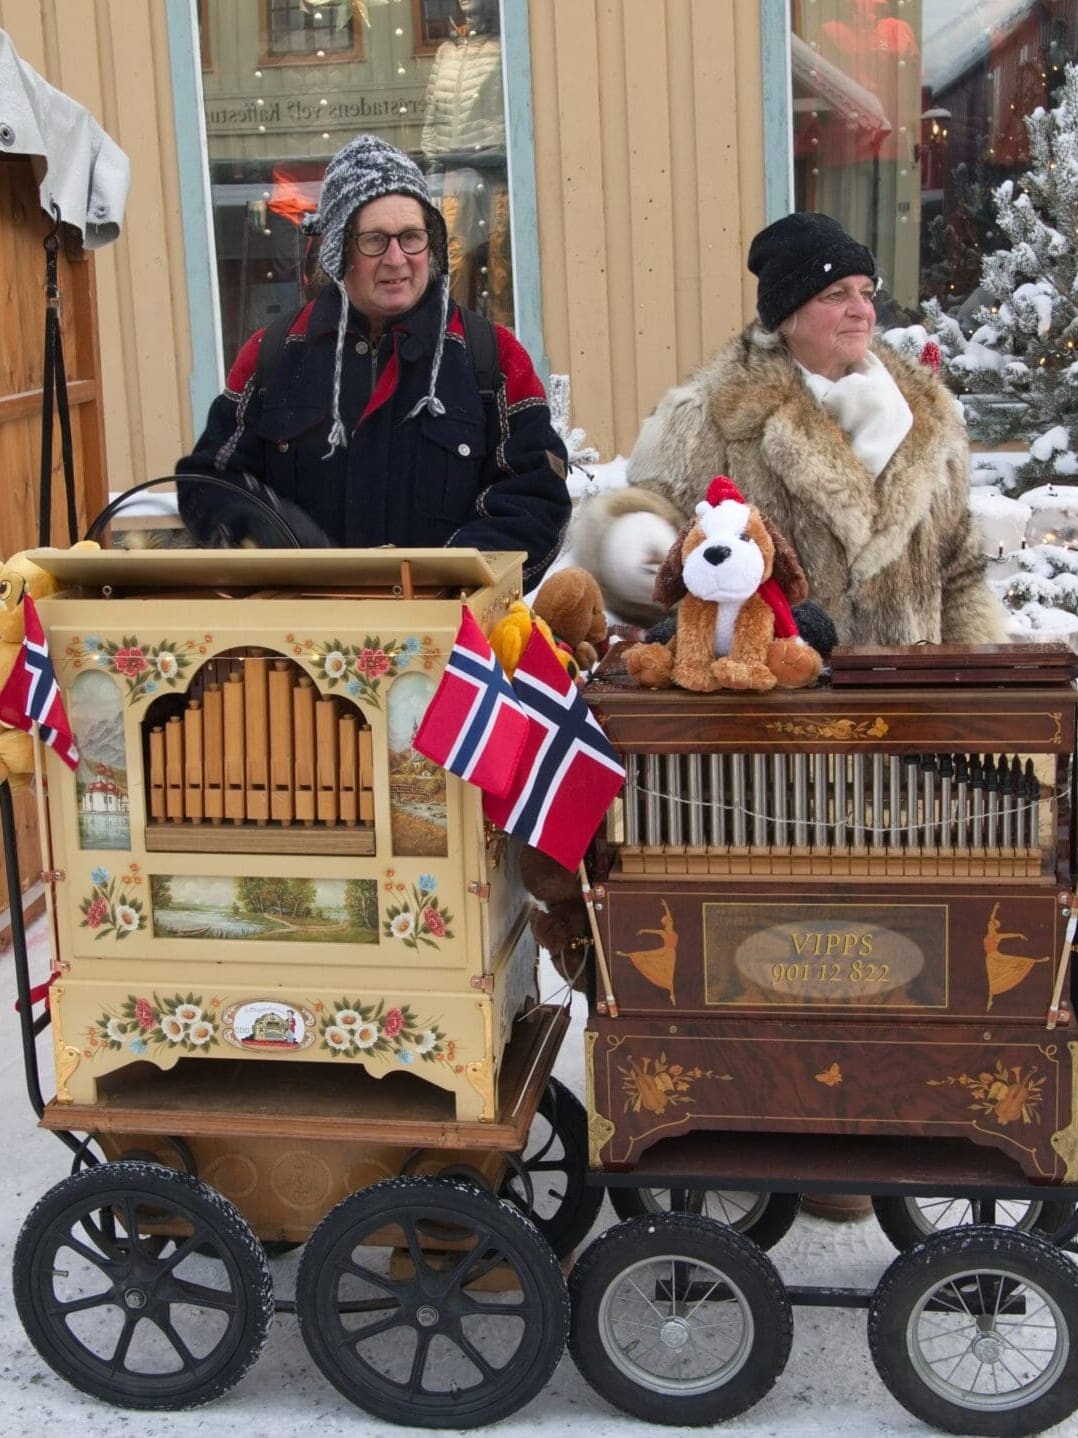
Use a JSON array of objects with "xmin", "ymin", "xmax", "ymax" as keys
[{"xmin": 626, "ymin": 475, "xmax": 823, "ymax": 692}]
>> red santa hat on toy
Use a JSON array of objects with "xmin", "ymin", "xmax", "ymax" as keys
[{"xmin": 702, "ymin": 475, "xmax": 799, "ymax": 639}]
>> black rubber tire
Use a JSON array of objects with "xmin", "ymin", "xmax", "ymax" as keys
[
  {"xmin": 872, "ymin": 1194, "xmax": 1077, "ymax": 1252},
  {"xmin": 609, "ymin": 1186, "xmax": 801, "ymax": 1252},
  {"xmin": 868, "ymin": 1226, "xmax": 1078, "ymax": 1436},
  {"xmin": 295, "ymin": 1175, "xmax": 568, "ymax": 1428},
  {"xmin": 502, "ymin": 1076, "xmax": 604, "ymax": 1258},
  {"xmin": 13, "ymin": 1160, "xmax": 274, "ymax": 1409},
  {"xmin": 568, "ymin": 1212, "xmax": 792, "ymax": 1425}
]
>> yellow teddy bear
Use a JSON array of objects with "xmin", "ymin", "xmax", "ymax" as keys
[{"xmin": 0, "ymin": 542, "xmax": 98, "ymax": 787}]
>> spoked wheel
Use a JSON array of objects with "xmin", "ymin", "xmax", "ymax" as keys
[
  {"xmin": 872, "ymin": 1194, "xmax": 1077, "ymax": 1252},
  {"xmin": 295, "ymin": 1175, "xmax": 568, "ymax": 1428},
  {"xmin": 868, "ymin": 1226, "xmax": 1078, "ymax": 1436},
  {"xmin": 609, "ymin": 1186, "xmax": 801, "ymax": 1252},
  {"xmin": 13, "ymin": 1160, "xmax": 273, "ymax": 1409},
  {"xmin": 568, "ymin": 1212, "xmax": 792, "ymax": 1425},
  {"xmin": 502, "ymin": 1076, "xmax": 604, "ymax": 1258}
]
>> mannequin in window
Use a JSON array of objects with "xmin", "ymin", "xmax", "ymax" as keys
[{"xmin": 421, "ymin": 0, "xmax": 511, "ymax": 323}]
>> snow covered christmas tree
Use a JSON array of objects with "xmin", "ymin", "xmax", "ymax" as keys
[{"xmin": 921, "ymin": 63, "xmax": 1078, "ymax": 494}]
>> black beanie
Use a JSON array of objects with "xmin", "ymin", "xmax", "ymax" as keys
[{"xmin": 748, "ymin": 212, "xmax": 877, "ymax": 331}]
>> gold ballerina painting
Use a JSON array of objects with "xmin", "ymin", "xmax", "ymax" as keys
[
  {"xmin": 982, "ymin": 902, "xmax": 1049, "ymax": 1010},
  {"xmin": 617, "ymin": 899, "xmax": 678, "ymax": 1004}
]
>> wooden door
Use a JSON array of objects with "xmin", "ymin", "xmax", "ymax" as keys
[{"xmin": 0, "ymin": 153, "xmax": 108, "ymax": 936}]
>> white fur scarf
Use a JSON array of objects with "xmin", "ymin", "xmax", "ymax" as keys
[{"xmin": 800, "ymin": 351, "xmax": 913, "ymax": 479}]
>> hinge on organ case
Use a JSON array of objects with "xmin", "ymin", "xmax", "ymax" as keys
[
  {"xmin": 39, "ymin": 869, "xmax": 65, "ymax": 885},
  {"xmin": 469, "ymin": 974, "xmax": 495, "ymax": 993},
  {"xmin": 467, "ymin": 880, "xmax": 491, "ymax": 899}
]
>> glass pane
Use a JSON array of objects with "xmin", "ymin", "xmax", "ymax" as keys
[
  {"xmin": 198, "ymin": 0, "xmax": 513, "ymax": 365},
  {"xmin": 790, "ymin": 1, "xmax": 1078, "ymax": 325}
]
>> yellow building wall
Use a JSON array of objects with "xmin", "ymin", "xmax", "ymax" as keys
[
  {"xmin": 0, "ymin": 0, "xmax": 192, "ymax": 494},
  {"xmin": 529, "ymin": 0, "xmax": 766, "ymax": 458}
]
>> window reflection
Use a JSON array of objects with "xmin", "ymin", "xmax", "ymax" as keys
[
  {"xmin": 198, "ymin": 0, "xmax": 513, "ymax": 364},
  {"xmin": 791, "ymin": 1, "xmax": 1078, "ymax": 326}
]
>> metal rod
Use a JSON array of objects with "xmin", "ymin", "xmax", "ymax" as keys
[
  {"xmin": 938, "ymin": 754, "xmax": 953, "ymax": 851},
  {"xmin": 708, "ymin": 754, "xmax": 725, "ymax": 847},
  {"xmin": 624, "ymin": 755, "xmax": 640, "ymax": 845},
  {"xmin": 813, "ymin": 753, "xmax": 828, "ymax": 849},
  {"xmin": 731, "ymin": 754, "xmax": 747, "ymax": 847},
  {"xmin": 851, "ymin": 753, "xmax": 865, "ymax": 847},
  {"xmin": 793, "ymin": 753, "xmax": 808, "ymax": 847},
  {"xmin": 753, "ymin": 754, "xmax": 769, "ymax": 847},
  {"xmin": 1001, "ymin": 754, "xmax": 1014, "ymax": 849},
  {"xmin": 772, "ymin": 754, "xmax": 789, "ymax": 848},
  {"xmin": 955, "ymin": 754, "xmax": 969, "ymax": 850},
  {"xmin": 833, "ymin": 752, "xmax": 847, "ymax": 850},
  {"xmin": 922, "ymin": 756, "xmax": 937, "ymax": 848},
  {"xmin": 985, "ymin": 755, "xmax": 999, "ymax": 850},
  {"xmin": 645, "ymin": 754, "xmax": 661, "ymax": 846},
  {"xmin": 871, "ymin": 754, "xmax": 884, "ymax": 846},
  {"xmin": 905, "ymin": 755, "xmax": 919, "ymax": 847},
  {"xmin": 687, "ymin": 754, "xmax": 704, "ymax": 848},
  {"xmin": 971, "ymin": 755, "xmax": 984, "ymax": 848},
  {"xmin": 888, "ymin": 755, "xmax": 902, "ymax": 849},
  {"xmin": 665, "ymin": 754, "xmax": 683, "ymax": 847}
]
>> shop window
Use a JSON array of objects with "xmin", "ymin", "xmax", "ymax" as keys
[
  {"xmin": 198, "ymin": 0, "xmax": 514, "ymax": 367},
  {"xmin": 789, "ymin": 0, "xmax": 1078, "ymax": 327}
]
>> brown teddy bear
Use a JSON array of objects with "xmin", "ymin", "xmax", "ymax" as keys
[
  {"xmin": 531, "ymin": 566, "xmax": 609, "ymax": 675},
  {"xmin": 626, "ymin": 476, "xmax": 822, "ymax": 692}
]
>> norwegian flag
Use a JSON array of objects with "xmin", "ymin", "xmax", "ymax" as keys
[
  {"xmin": 413, "ymin": 607, "xmax": 528, "ymax": 798},
  {"xmin": 484, "ymin": 627, "xmax": 624, "ymax": 871},
  {"xmin": 0, "ymin": 593, "xmax": 79, "ymax": 771}
]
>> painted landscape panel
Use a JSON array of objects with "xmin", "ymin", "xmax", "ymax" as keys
[{"xmin": 150, "ymin": 874, "xmax": 379, "ymax": 943}]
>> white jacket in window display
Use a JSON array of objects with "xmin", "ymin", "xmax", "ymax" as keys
[{"xmin": 421, "ymin": 33, "xmax": 505, "ymax": 156}]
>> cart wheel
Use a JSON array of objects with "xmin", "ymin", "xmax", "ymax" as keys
[
  {"xmin": 295, "ymin": 1175, "xmax": 568, "ymax": 1428},
  {"xmin": 13, "ymin": 1160, "xmax": 273, "ymax": 1409},
  {"xmin": 502, "ymin": 1076, "xmax": 604, "ymax": 1257},
  {"xmin": 872, "ymin": 1194, "xmax": 1076, "ymax": 1252},
  {"xmin": 569, "ymin": 1212, "xmax": 792, "ymax": 1425},
  {"xmin": 868, "ymin": 1226, "xmax": 1078, "ymax": 1436},
  {"xmin": 609, "ymin": 1186, "xmax": 801, "ymax": 1251}
]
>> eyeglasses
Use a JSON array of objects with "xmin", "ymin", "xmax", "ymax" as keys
[{"xmin": 351, "ymin": 228, "xmax": 430, "ymax": 257}]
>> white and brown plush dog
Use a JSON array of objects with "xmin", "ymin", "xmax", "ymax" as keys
[{"xmin": 626, "ymin": 476, "xmax": 823, "ymax": 692}]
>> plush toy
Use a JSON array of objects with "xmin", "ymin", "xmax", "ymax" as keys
[
  {"xmin": 518, "ymin": 844, "xmax": 591, "ymax": 990},
  {"xmin": 531, "ymin": 567, "xmax": 609, "ymax": 674},
  {"xmin": 626, "ymin": 476, "xmax": 822, "ymax": 692},
  {"xmin": 488, "ymin": 598, "xmax": 583, "ymax": 682},
  {"xmin": 0, "ymin": 542, "xmax": 98, "ymax": 787}
]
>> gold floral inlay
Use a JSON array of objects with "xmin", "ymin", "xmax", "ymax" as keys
[{"xmin": 764, "ymin": 716, "xmax": 889, "ymax": 741}]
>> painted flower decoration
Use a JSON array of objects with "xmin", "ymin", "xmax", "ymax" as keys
[
  {"xmin": 65, "ymin": 634, "xmax": 205, "ymax": 704},
  {"xmin": 319, "ymin": 998, "xmax": 446, "ymax": 1061},
  {"xmin": 79, "ymin": 870, "xmax": 146, "ymax": 940},
  {"xmin": 382, "ymin": 871, "xmax": 454, "ymax": 951},
  {"xmin": 294, "ymin": 633, "xmax": 438, "ymax": 707},
  {"xmin": 91, "ymin": 992, "xmax": 217, "ymax": 1056}
]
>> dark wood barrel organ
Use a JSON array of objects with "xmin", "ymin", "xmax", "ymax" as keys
[{"xmin": 583, "ymin": 645, "xmax": 1078, "ymax": 1188}]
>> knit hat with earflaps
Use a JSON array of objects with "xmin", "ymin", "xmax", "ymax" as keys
[
  {"xmin": 747, "ymin": 212, "xmax": 877, "ymax": 332},
  {"xmin": 302, "ymin": 134, "xmax": 451, "ymax": 452}
]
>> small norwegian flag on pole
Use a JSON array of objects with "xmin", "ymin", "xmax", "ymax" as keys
[
  {"xmin": 413, "ymin": 607, "xmax": 529, "ymax": 798},
  {"xmin": 0, "ymin": 593, "xmax": 79, "ymax": 771},
  {"xmin": 484, "ymin": 627, "xmax": 624, "ymax": 871}
]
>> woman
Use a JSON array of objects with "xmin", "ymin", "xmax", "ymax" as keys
[
  {"xmin": 577, "ymin": 211, "xmax": 1007, "ymax": 645},
  {"xmin": 177, "ymin": 134, "xmax": 570, "ymax": 588}
]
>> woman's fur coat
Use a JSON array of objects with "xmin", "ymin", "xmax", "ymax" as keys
[{"xmin": 583, "ymin": 325, "xmax": 1007, "ymax": 645}]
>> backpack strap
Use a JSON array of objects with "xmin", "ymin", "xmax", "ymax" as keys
[
  {"xmin": 458, "ymin": 306, "xmax": 502, "ymax": 403},
  {"xmin": 253, "ymin": 309, "xmax": 300, "ymax": 392},
  {"xmin": 253, "ymin": 303, "xmax": 503, "ymax": 408}
]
